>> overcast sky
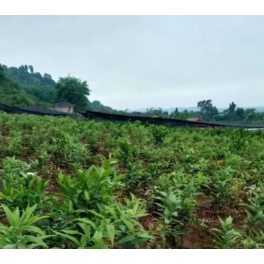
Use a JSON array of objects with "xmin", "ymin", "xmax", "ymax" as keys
[{"xmin": 1, "ymin": 16, "xmax": 264, "ymax": 110}]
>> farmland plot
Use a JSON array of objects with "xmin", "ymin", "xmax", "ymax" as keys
[{"xmin": 0, "ymin": 112, "xmax": 264, "ymax": 249}]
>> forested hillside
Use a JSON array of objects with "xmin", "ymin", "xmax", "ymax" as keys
[
  {"xmin": 0, "ymin": 63, "xmax": 113, "ymax": 111},
  {"xmin": 1, "ymin": 64, "xmax": 55, "ymax": 105},
  {"xmin": 0, "ymin": 64, "xmax": 38, "ymax": 107}
]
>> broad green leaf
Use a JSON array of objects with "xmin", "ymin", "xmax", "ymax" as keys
[
  {"xmin": 122, "ymin": 220, "xmax": 135, "ymax": 234},
  {"xmin": 21, "ymin": 206, "xmax": 34, "ymax": 224},
  {"xmin": 26, "ymin": 236, "xmax": 49, "ymax": 249},
  {"xmin": 80, "ymin": 235, "xmax": 89, "ymax": 247},
  {"xmin": 21, "ymin": 226, "xmax": 45, "ymax": 236},
  {"xmin": 84, "ymin": 190, "xmax": 90, "ymax": 202},
  {"xmin": 53, "ymin": 231, "xmax": 80, "ymax": 246},
  {"xmin": 28, "ymin": 243, "xmax": 41, "ymax": 249},
  {"xmin": 2, "ymin": 206, "xmax": 19, "ymax": 227},
  {"xmin": 62, "ymin": 230, "xmax": 82, "ymax": 235},
  {"xmin": 107, "ymin": 224, "xmax": 115, "ymax": 245},
  {"xmin": 78, "ymin": 223, "xmax": 91, "ymax": 238},
  {"xmin": 88, "ymin": 210, "xmax": 105, "ymax": 219},
  {"xmin": 3, "ymin": 244, "xmax": 17, "ymax": 249},
  {"xmin": 118, "ymin": 235, "xmax": 135, "ymax": 244},
  {"xmin": 115, "ymin": 174, "xmax": 126, "ymax": 182},
  {"xmin": 26, "ymin": 215, "xmax": 48, "ymax": 225},
  {"xmin": 67, "ymin": 200, "xmax": 73, "ymax": 212},
  {"xmin": 93, "ymin": 231, "xmax": 103, "ymax": 243},
  {"xmin": 133, "ymin": 199, "xmax": 139, "ymax": 215},
  {"xmin": 139, "ymin": 233, "xmax": 153, "ymax": 239},
  {"xmin": 74, "ymin": 218, "xmax": 96, "ymax": 229},
  {"xmin": 226, "ymin": 216, "xmax": 233, "ymax": 226},
  {"xmin": 17, "ymin": 243, "xmax": 27, "ymax": 249}
]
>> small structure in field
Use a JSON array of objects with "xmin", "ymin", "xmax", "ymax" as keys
[
  {"xmin": 54, "ymin": 102, "xmax": 74, "ymax": 114},
  {"xmin": 187, "ymin": 117, "xmax": 204, "ymax": 122}
]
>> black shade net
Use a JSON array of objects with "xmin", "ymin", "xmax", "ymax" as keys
[{"xmin": 1, "ymin": 103, "xmax": 264, "ymax": 129}]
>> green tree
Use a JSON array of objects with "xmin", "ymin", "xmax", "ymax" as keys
[
  {"xmin": 197, "ymin": 100, "xmax": 218, "ymax": 120},
  {"xmin": 197, "ymin": 100, "xmax": 212, "ymax": 114},
  {"xmin": 245, "ymin": 108, "xmax": 256, "ymax": 121},
  {"xmin": 44, "ymin": 73, "xmax": 51, "ymax": 79},
  {"xmin": 29, "ymin": 65, "xmax": 34, "ymax": 74},
  {"xmin": 228, "ymin": 102, "xmax": 236, "ymax": 114},
  {"xmin": 236, "ymin": 107, "xmax": 246, "ymax": 120},
  {"xmin": 89, "ymin": 100, "xmax": 113, "ymax": 112},
  {"xmin": 54, "ymin": 76, "xmax": 91, "ymax": 112},
  {"xmin": 18, "ymin": 65, "xmax": 26, "ymax": 74},
  {"xmin": 174, "ymin": 107, "xmax": 179, "ymax": 115},
  {"xmin": 223, "ymin": 102, "xmax": 238, "ymax": 121}
]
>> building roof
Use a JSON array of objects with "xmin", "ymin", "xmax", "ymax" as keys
[
  {"xmin": 54, "ymin": 102, "xmax": 74, "ymax": 107},
  {"xmin": 187, "ymin": 117, "xmax": 204, "ymax": 122}
]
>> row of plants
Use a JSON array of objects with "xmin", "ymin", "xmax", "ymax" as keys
[
  {"xmin": 0, "ymin": 157, "xmax": 152, "ymax": 249},
  {"xmin": 1, "ymin": 112, "xmax": 264, "ymax": 248}
]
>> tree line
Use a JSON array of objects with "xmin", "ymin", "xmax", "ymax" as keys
[
  {"xmin": 1, "ymin": 63, "xmax": 264, "ymax": 123},
  {"xmin": 144, "ymin": 100, "xmax": 264, "ymax": 123}
]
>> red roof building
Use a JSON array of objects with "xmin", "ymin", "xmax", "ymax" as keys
[{"xmin": 186, "ymin": 117, "xmax": 204, "ymax": 122}]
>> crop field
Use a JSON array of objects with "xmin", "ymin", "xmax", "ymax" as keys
[{"xmin": 1, "ymin": 112, "xmax": 264, "ymax": 249}]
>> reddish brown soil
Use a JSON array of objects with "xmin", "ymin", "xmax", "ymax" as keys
[
  {"xmin": 0, "ymin": 214, "xmax": 9, "ymax": 226},
  {"xmin": 182, "ymin": 194, "xmax": 246, "ymax": 249},
  {"xmin": 97, "ymin": 146, "xmax": 109, "ymax": 158}
]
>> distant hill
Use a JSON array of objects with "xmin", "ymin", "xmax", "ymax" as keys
[
  {"xmin": 250, "ymin": 107, "xmax": 264, "ymax": 112},
  {"xmin": 134, "ymin": 106, "xmax": 264, "ymax": 114},
  {"xmin": 134, "ymin": 107, "xmax": 215, "ymax": 113}
]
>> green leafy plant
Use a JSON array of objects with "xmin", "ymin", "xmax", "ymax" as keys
[
  {"xmin": 151, "ymin": 126, "xmax": 168, "ymax": 144},
  {"xmin": 1, "ymin": 112, "xmax": 264, "ymax": 249},
  {"xmin": 212, "ymin": 216, "xmax": 242, "ymax": 249},
  {"xmin": 211, "ymin": 166, "xmax": 236, "ymax": 207},
  {"xmin": 0, "ymin": 167, "xmax": 49, "ymax": 209},
  {"xmin": 155, "ymin": 190, "xmax": 198, "ymax": 248},
  {"xmin": 56, "ymin": 158, "xmax": 125, "ymax": 211},
  {"xmin": 47, "ymin": 194, "xmax": 152, "ymax": 249},
  {"xmin": 0, "ymin": 205, "xmax": 51, "ymax": 249},
  {"xmin": 104, "ymin": 194, "xmax": 152, "ymax": 249}
]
